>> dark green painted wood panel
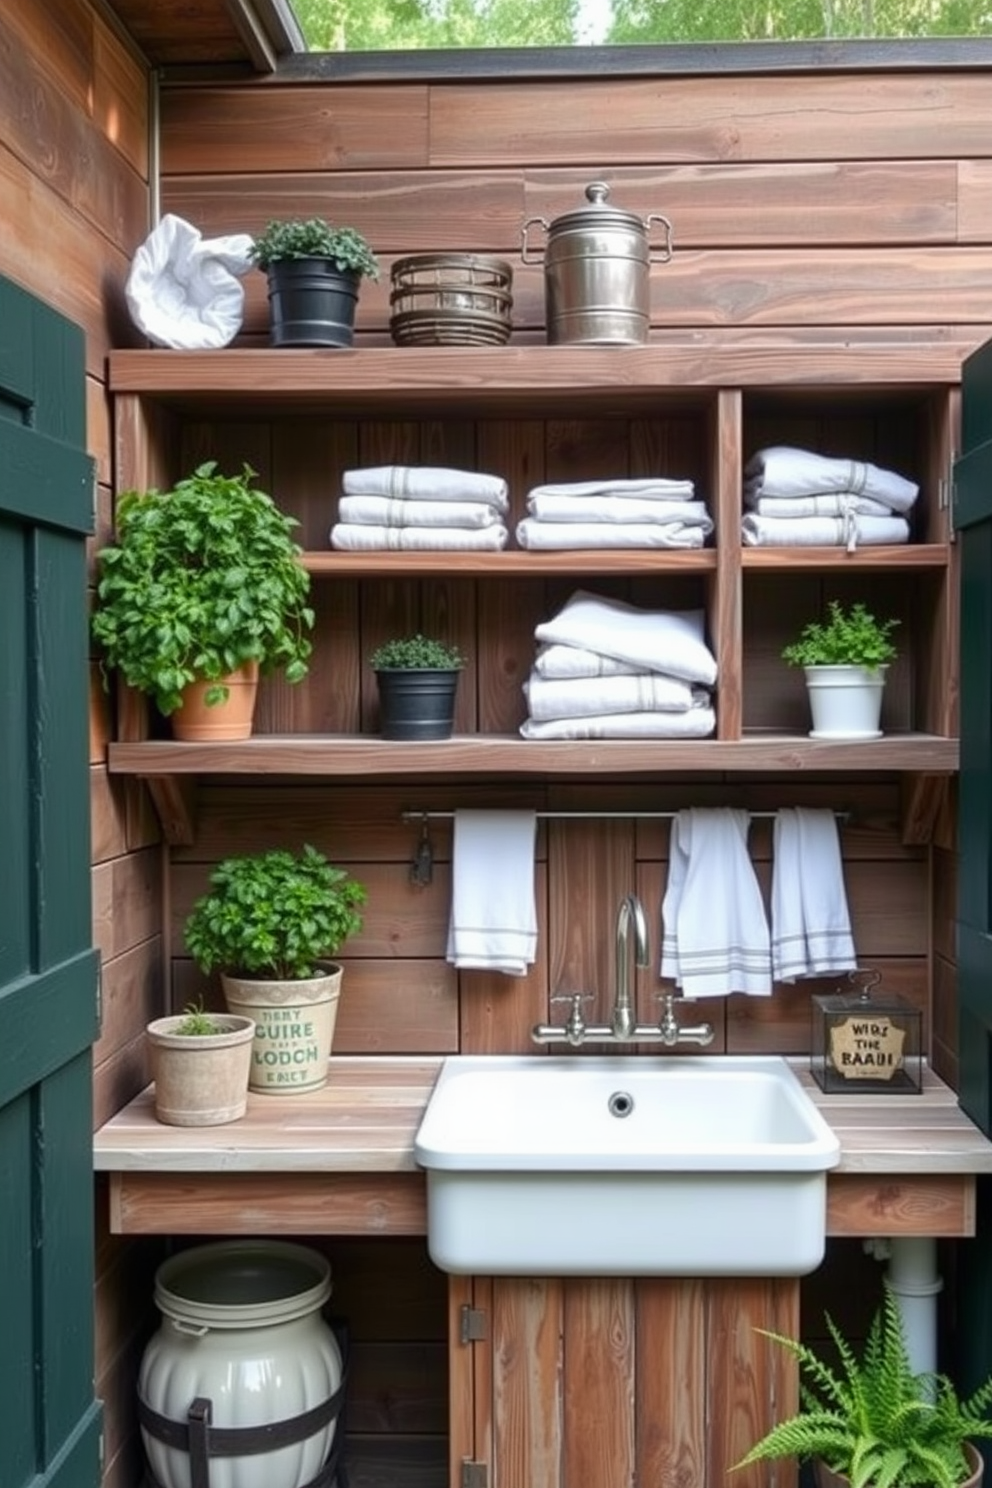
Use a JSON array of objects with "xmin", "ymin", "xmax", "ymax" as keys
[{"xmin": 0, "ymin": 272, "xmax": 100, "ymax": 1488}]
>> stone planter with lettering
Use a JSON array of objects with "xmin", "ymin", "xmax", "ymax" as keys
[{"xmin": 222, "ymin": 966, "xmax": 342, "ymax": 1095}]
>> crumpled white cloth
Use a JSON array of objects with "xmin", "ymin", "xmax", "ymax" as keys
[
  {"xmin": 534, "ymin": 591, "xmax": 718, "ymax": 686},
  {"xmin": 125, "ymin": 214, "xmax": 254, "ymax": 349}
]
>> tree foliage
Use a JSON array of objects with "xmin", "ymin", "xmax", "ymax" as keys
[{"xmin": 292, "ymin": 0, "xmax": 992, "ymax": 45}]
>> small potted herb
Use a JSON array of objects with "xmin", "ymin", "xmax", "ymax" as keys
[
  {"xmin": 91, "ymin": 461, "xmax": 313, "ymax": 740},
  {"xmin": 782, "ymin": 599, "xmax": 899, "ymax": 740},
  {"xmin": 733, "ymin": 1285, "xmax": 992, "ymax": 1486},
  {"xmin": 183, "ymin": 845, "xmax": 367, "ymax": 1095},
  {"xmin": 250, "ymin": 217, "xmax": 380, "ymax": 348},
  {"xmin": 145, "ymin": 1001, "xmax": 256, "ymax": 1128},
  {"xmin": 369, "ymin": 634, "xmax": 465, "ymax": 741}
]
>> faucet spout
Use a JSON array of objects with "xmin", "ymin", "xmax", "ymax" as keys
[{"xmin": 612, "ymin": 893, "xmax": 650, "ymax": 1040}]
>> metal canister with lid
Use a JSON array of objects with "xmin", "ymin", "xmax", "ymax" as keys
[{"xmin": 521, "ymin": 181, "xmax": 674, "ymax": 346}]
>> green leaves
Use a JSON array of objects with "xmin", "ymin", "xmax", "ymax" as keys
[
  {"xmin": 733, "ymin": 1285, "xmax": 992, "ymax": 1485},
  {"xmin": 91, "ymin": 462, "xmax": 313, "ymax": 715},
  {"xmin": 782, "ymin": 600, "xmax": 900, "ymax": 671},
  {"xmin": 369, "ymin": 633, "xmax": 464, "ymax": 670},
  {"xmin": 184, "ymin": 845, "xmax": 367, "ymax": 981},
  {"xmin": 250, "ymin": 218, "xmax": 380, "ymax": 279}
]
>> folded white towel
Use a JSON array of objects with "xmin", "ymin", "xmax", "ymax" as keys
[
  {"xmin": 527, "ymin": 494, "xmax": 710, "ymax": 526},
  {"xmin": 744, "ymin": 446, "xmax": 918, "ymax": 515},
  {"xmin": 535, "ymin": 591, "xmax": 718, "ymax": 686},
  {"xmin": 533, "ymin": 643, "xmax": 640, "ymax": 680},
  {"xmin": 745, "ymin": 492, "xmax": 894, "ymax": 519},
  {"xmin": 524, "ymin": 672, "xmax": 699, "ymax": 721},
  {"xmin": 741, "ymin": 512, "xmax": 910, "ymax": 551},
  {"xmin": 517, "ymin": 519, "xmax": 708, "ymax": 550},
  {"xmin": 771, "ymin": 808, "xmax": 857, "ymax": 982},
  {"xmin": 343, "ymin": 465, "xmax": 510, "ymax": 513},
  {"xmin": 519, "ymin": 705, "xmax": 715, "ymax": 739},
  {"xmin": 338, "ymin": 495, "xmax": 503, "ymax": 529},
  {"xmin": 661, "ymin": 808, "xmax": 772, "ymax": 998},
  {"xmin": 446, "ymin": 810, "xmax": 538, "ymax": 977},
  {"xmin": 330, "ymin": 523, "xmax": 509, "ymax": 551},
  {"xmin": 527, "ymin": 478, "xmax": 695, "ymax": 502}
]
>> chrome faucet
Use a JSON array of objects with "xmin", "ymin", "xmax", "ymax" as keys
[
  {"xmin": 531, "ymin": 890, "xmax": 715, "ymax": 1048},
  {"xmin": 611, "ymin": 892, "xmax": 650, "ymax": 1040}
]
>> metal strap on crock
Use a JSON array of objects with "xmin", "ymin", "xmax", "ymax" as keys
[{"xmin": 140, "ymin": 1325, "xmax": 349, "ymax": 1488}]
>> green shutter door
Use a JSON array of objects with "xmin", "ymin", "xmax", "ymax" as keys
[
  {"xmin": 956, "ymin": 336, "xmax": 992, "ymax": 1134},
  {"xmin": 0, "ymin": 276, "xmax": 102, "ymax": 1488}
]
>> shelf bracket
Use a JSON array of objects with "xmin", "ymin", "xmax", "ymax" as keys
[
  {"xmin": 146, "ymin": 776, "xmax": 198, "ymax": 846},
  {"xmin": 900, "ymin": 774, "xmax": 950, "ymax": 847}
]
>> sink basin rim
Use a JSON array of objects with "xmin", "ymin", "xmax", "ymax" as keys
[{"xmin": 414, "ymin": 1053, "xmax": 840, "ymax": 1174}]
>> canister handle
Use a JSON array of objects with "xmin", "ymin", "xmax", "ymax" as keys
[
  {"xmin": 520, "ymin": 216, "xmax": 549, "ymax": 266},
  {"xmin": 647, "ymin": 213, "xmax": 674, "ymax": 263}
]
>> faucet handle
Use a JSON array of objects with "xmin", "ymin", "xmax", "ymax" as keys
[{"xmin": 550, "ymin": 992, "xmax": 593, "ymax": 1044}]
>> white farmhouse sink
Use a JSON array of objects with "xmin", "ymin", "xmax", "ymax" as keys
[{"xmin": 414, "ymin": 1055, "xmax": 840, "ymax": 1277}]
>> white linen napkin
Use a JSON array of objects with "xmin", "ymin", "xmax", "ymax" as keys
[
  {"xmin": 446, "ymin": 810, "xmax": 538, "ymax": 976},
  {"xmin": 744, "ymin": 446, "xmax": 918, "ymax": 514},
  {"xmin": 741, "ymin": 512, "xmax": 909, "ymax": 551},
  {"xmin": 519, "ymin": 704, "xmax": 715, "ymax": 739},
  {"xmin": 517, "ymin": 519, "xmax": 708, "ymax": 550},
  {"xmin": 338, "ymin": 495, "xmax": 503, "ymax": 529},
  {"xmin": 771, "ymin": 808, "xmax": 857, "ymax": 982},
  {"xmin": 343, "ymin": 465, "xmax": 510, "ymax": 512},
  {"xmin": 661, "ymin": 808, "xmax": 772, "ymax": 997},
  {"xmin": 330, "ymin": 523, "xmax": 509, "ymax": 551},
  {"xmin": 526, "ymin": 494, "xmax": 710, "ymax": 525},
  {"xmin": 524, "ymin": 672, "xmax": 697, "ymax": 721},
  {"xmin": 533, "ymin": 644, "xmax": 641, "ymax": 680},
  {"xmin": 535, "ymin": 591, "xmax": 718, "ymax": 686},
  {"xmin": 526, "ymin": 478, "xmax": 695, "ymax": 501}
]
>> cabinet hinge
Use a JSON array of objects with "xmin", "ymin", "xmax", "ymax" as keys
[
  {"xmin": 940, "ymin": 452, "xmax": 958, "ymax": 541},
  {"xmin": 461, "ymin": 1460, "xmax": 488, "ymax": 1488},
  {"xmin": 460, "ymin": 1303, "xmax": 487, "ymax": 1344}
]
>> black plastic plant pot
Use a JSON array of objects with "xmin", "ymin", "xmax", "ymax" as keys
[
  {"xmin": 375, "ymin": 669, "xmax": 459, "ymax": 741},
  {"xmin": 266, "ymin": 260, "xmax": 360, "ymax": 348}
]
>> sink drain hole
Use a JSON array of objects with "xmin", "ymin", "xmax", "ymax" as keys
[{"xmin": 608, "ymin": 1090, "xmax": 635, "ymax": 1118}]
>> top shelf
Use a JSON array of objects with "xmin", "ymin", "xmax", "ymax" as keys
[{"xmin": 108, "ymin": 344, "xmax": 964, "ymax": 416}]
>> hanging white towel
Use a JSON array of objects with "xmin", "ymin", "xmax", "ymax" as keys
[
  {"xmin": 744, "ymin": 446, "xmax": 918, "ymax": 515},
  {"xmin": 343, "ymin": 465, "xmax": 510, "ymax": 512},
  {"xmin": 446, "ymin": 810, "xmax": 538, "ymax": 976},
  {"xmin": 516, "ymin": 518, "xmax": 709, "ymax": 550},
  {"xmin": 535, "ymin": 591, "xmax": 718, "ymax": 685},
  {"xmin": 330, "ymin": 522, "xmax": 509, "ymax": 551},
  {"xmin": 520, "ymin": 705, "xmax": 715, "ymax": 740},
  {"xmin": 338, "ymin": 495, "xmax": 503, "ymax": 529},
  {"xmin": 771, "ymin": 808, "xmax": 857, "ymax": 982},
  {"xmin": 523, "ymin": 672, "xmax": 698, "ymax": 721},
  {"xmin": 661, "ymin": 808, "xmax": 772, "ymax": 997}
]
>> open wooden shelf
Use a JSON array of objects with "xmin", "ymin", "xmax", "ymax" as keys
[{"xmin": 108, "ymin": 733, "xmax": 959, "ymax": 778}]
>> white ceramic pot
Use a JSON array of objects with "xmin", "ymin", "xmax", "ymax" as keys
[
  {"xmin": 139, "ymin": 1240, "xmax": 344, "ymax": 1488},
  {"xmin": 803, "ymin": 663, "xmax": 888, "ymax": 740},
  {"xmin": 222, "ymin": 965, "xmax": 342, "ymax": 1094}
]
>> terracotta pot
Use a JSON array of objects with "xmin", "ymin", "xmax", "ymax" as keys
[
  {"xmin": 222, "ymin": 965, "xmax": 343, "ymax": 1095},
  {"xmin": 147, "ymin": 1013, "xmax": 256, "ymax": 1127},
  {"xmin": 813, "ymin": 1441, "xmax": 984, "ymax": 1488},
  {"xmin": 171, "ymin": 660, "xmax": 259, "ymax": 741}
]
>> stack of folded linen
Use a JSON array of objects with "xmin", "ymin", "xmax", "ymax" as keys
[
  {"xmin": 742, "ymin": 445, "xmax": 918, "ymax": 552},
  {"xmin": 330, "ymin": 465, "xmax": 510, "ymax": 551},
  {"xmin": 519, "ymin": 590, "xmax": 718, "ymax": 739},
  {"xmin": 515, "ymin": 477, "xmax": 713, "ymax": 551}
]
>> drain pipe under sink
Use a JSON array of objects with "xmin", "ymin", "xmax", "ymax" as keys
[{"xmin": 865, "ymin": 1235, "xmax": 943, "ymax": 1375}]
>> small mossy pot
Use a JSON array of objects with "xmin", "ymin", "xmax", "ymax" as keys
[
  {"xmin": 250, "ymin": 218, "xmax": 380, "ymax": 349},
  {"xmin": 369, "ymin": 634, "xmax": 464, "ymax": 741}
]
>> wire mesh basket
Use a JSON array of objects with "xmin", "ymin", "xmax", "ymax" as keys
[{"xmin": 389, "ymin": 254, "xmax": 513, "ymax": 346}]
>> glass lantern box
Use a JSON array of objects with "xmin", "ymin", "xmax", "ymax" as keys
[{"xmin": 810, "ymin": 970, "xmax": 922, "ymax": 1094}]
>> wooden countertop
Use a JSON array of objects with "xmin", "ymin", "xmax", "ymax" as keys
[{"xmin": 92, "ymin": 1057, "xmax": 992, "ymax": 1238}]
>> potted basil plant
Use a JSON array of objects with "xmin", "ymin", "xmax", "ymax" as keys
[
  {"xmin": 250, "ymin": 216, "xmax": 380, "ymax": 348},
  {"xmin": 183, "ymin": 845, "xmax": 367, "ymax": 1095},
  {"xmin": 91, "ymin": 461, "xmax": 314, "ymax": 741},
  {"xmin": 733, "ymin": 1284, "xmax": 992, "ymax": 1487},
  {"xmin": 369, "ymin": 633, "xmax": 465, "ymax": 741},
  {"xmin": 782, "ymin": 599, "xmax": 899, "ymax": 740}
]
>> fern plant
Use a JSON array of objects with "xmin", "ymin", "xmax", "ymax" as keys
[{"xmin": 734, "ymin": 1285, "xmax": 992, "ymax": 1486}]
